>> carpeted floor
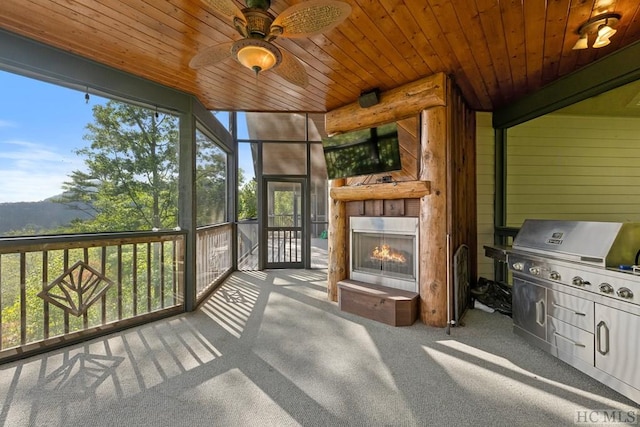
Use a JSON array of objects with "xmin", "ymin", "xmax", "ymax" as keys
[{"xmin": 0, "ymin": 269, "xmax": 637, "ymax": 426}]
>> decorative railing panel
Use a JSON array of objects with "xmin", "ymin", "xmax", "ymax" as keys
[
  {"xmin": 196, "ymin": 223, "xmax": 232, "ymax": 299},
  {"xmin": 0, "ymin": 232, "xmax": 185, "ymax": 361}
]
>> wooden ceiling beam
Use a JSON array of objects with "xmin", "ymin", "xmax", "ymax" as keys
[{"xmin": 325, "ymin": 73, "xmax": 447, "ymax": 135}]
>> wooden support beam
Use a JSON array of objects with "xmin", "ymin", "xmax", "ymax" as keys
[
  {"xmin": 419, "ymin": 106, "xmax": 448, "ymax": 327},
  {"xmin": 325, "ymin": 73, "xmax": 447, "ymax": 135},
  {"xmin": 327, "ymin": 179, "xmax": 347, "ymax": 302},
  {"xmin": 330, "ymin": 181, "xmax": 430, "ymax": 201}
]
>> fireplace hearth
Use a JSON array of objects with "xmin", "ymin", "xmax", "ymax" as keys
[{"xmin": 350, "ymin": 217, "xmax": 418, "ymax": 292}]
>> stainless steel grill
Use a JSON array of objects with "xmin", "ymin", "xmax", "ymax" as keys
[
  {"xmin": 509, "ymin": 220, "xmax": 640, "ymax": 305},
  {"xmin": 506, "ymin": 219, "xmax": 640, "ymax": 405}
]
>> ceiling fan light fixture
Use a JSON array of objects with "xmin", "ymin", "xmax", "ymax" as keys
[
  {"xmin": 193, "ymin": 0, "xmax": 352, "ymax": 87},
  {"xmin": 232, "ymin": 39, "xmax": 282, "ymax": 75},
  {"xmin": 237, "ymin": 45, "xmax": 277, "ymax": 72}
]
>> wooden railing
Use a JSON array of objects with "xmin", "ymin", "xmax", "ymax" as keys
[
  {"xmin": 267, "ymin": 228, "xmax": 302, "ymax": 263},
  {"xmin": 237, "ymin": 220, "xmax": 258, "ymax": 270},
  {"xmin": 0, "ymin": 231, "xmax": 185, "ymax": 362},
  {"xmin": 195, "ymin": 223, "xmax": 232, "ymax": 299}
]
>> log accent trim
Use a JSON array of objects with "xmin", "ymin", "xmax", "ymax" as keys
[
  {"xmin": 325, "ymin": 73, "xmax": 447, "ymax": 135},
  {"xmin": 330, "ymin": 181, "xmax": 430, "ymax": 202}
]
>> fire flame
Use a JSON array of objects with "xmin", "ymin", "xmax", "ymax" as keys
[{"xmin": 371, "ymin": 244, "xmax": 406, "ymax": 264}]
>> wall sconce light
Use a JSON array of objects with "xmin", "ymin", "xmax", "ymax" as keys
[{"xmin": 573, "ymin": 12, "xmax": 621, "ymax": 50}]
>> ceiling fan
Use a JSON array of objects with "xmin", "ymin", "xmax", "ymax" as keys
[{"xmin": 189, "ymin": 0, "xmax": 352, "ymax": 88}]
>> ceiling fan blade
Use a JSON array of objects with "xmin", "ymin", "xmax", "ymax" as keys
[
  {"xmin": 189, "ymin": 42, "xmax": 234, "ymax": 69},
  {"xmin": 270, "ymin": 0, "xmax": 351, "ymax": 38},
  {"xmin": 274, "ymin": 49, "xmax": 309, "ymax": 88},
  {"xmin": 202, "ymin": 0, "xmax": 245, "ymax": 22}
]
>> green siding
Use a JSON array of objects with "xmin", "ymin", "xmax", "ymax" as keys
[
  {"xmin": 506, "ymin": 114, "xmax": 640, "ymax": 226},
  {"xmin": 476, "ymin": 112, "xmax": 495, "ymax": 280}
]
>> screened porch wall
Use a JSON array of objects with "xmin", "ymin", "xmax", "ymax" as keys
[
  {"xmin": 237, "ymin": 113, "xmax": 329, "ymax": 270},
  {"xmin": 0, "ymin": 29, "xmax": 235, "ymax": 361}
]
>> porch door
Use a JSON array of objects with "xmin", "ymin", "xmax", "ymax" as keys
[{"xmin": 262, "ymin": 178, "xmax": 305, "ymax": 268}]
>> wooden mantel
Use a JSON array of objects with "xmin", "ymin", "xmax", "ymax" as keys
[{"xmin": 330, "ymin": 181, "xmax": 430, "ymax": 201}]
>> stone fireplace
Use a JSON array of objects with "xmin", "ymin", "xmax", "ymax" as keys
[{"xmin": 349, "ymin": 217, "xmax": 419, "ymax": 292}]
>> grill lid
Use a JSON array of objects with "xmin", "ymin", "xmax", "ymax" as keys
[{"xmin": 512, "ymin": 219, "xmax": 640, "ymax": 267}]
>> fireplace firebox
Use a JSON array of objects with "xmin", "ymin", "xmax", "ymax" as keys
[{"xmin": 350, "ymin": 217, "xmax": 419, "ymax": 292}]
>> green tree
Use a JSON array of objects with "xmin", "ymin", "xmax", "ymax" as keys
[
  {"xmin": 56, "ymin": 101, "xmax": 179, "ymax": 231},
  {"xmin": 238, "ymin": 177, "xmax": 257, "ymax": 220},
  {"xmin": 2, "ymin": 103, "xmax": 236, "ymax": 351},
  {"xmin": 272, "ymin": 187, "xmax": 297, "ymax": 226},
  {"xmin": 195, "ymin": 131, "xmax": 229, "ymax": 226}
]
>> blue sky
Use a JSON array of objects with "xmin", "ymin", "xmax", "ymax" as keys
[
  {"xmin": 0, "ymin": 70, "xmax": 253, "ymax": 203},
  {"xmin": 0, "ymin": 71, "xmax": 105, "ymax": 203}
]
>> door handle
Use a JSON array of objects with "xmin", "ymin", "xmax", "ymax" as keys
[
  {"xmin": 535, "ymin": 299, "xmax": 546, "ymax": 327},
  {"xmin": 596, "ymin": 320, "xmax": 609, "ymax": 355}
]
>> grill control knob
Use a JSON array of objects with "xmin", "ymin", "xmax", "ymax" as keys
[
  {"xmin": 529, "ymin": 266, "xmax": 540, "ymax": 276},
  {"xmin": 550, "ymin": 271, "xmax": 561, "ymax": 281},
  {"xmin": 512, "ymin": 262, "xmax": 524, "ymax": 271},
  {"xmin": 599, "ymin": 283, "xmax": 614, "ymax": 294},
  {"xmin": 572, "ymin": 276, "xmax": 590, "ymax": 287},
  {"xmin": 617, "ymin": 287, "xmax": 634, "ymax": 299}
]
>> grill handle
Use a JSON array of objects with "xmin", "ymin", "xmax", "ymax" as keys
[
  {"xmin": 535, "ymin": 299, "xmax": 546, "ymax": 327},
  {"xmin": 596, "ymin": 321, "xmax": 610, "ymax": 356}
]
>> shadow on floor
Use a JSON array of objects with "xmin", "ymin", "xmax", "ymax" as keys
[{"xmin": 0, "ymin": 270, "xmax": 636, "ymax": 427}]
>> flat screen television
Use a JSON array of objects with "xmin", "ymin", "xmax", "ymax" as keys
[{"xmin": 321, "ymin": 122, "xmax": 402, "ymax": 179}]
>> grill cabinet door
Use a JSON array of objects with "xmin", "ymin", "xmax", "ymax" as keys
[
  {"xmin": 594, "ymin": 304, "xmax": 640, "ymax": 391},
  {"xmin": 513, "ymin": 277, "xmax": 547, "ymax": 341}
]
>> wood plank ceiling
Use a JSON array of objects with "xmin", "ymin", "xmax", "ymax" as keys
[{"xmin": 0, "ymin": 0, "xmax": 639, "ymax": 113}]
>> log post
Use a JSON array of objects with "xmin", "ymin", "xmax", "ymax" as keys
[
  {"xmin": 327, "ymin": 178, "xmax": 347, "ymax": 301},
  {"xmin": 325, "ymin": 73, "xmax": 446, "ymax": 135},
  {"xmin": 419, "ymin": 106, "xmax": 448, "ymax": 327}
]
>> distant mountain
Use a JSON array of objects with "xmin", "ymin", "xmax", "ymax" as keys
[{"xmin": 0, "ymin": 199, "xmax": 92, "ymax": 235}]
